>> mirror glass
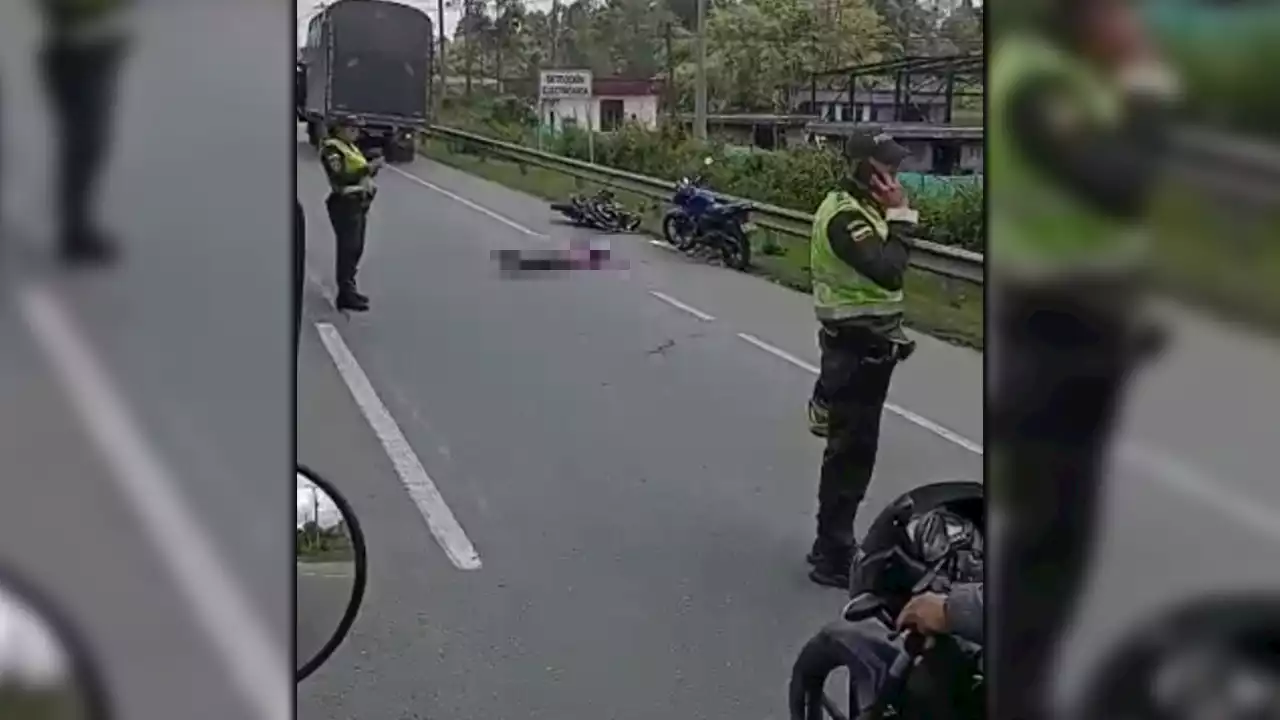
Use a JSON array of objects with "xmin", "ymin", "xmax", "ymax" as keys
[
  {"xmin": 296, "ymin": 472, "xmax": 358, "ymax": 673},
  {"xmin": 0, "ymin": 581, "xmax": 93, "ymax": 720}
]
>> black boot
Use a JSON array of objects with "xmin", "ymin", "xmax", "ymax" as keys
[
  {"xmin": 806, "ymin": 539, "xmax": 853, "ymax": 590},
  {"xmin": 335, "ymin": 290, "xmax": 369, "ymax": 312},
  {"xmin": 60, "ymin": 227, "xmax": 119, "ymax": 267}
]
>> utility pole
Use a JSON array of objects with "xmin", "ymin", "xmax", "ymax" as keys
[
  {"xmin": 437, "ymin": 0, "xmax": 447, "ymax": 114},
  {"xmin": 664, "ymin": 20, "xmax": 675, "ymax": 123},
  {"xmin": 693, "ymin": 0, "xmax": 707, "ymax": 141},
  {"xmin": 550, "ymin": 0, "xmax": 560, "ymax": 67}
]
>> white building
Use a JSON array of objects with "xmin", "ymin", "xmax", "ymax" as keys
[{"xmin": 539, "ymin": 77, "xmax": 661, "ymax": 132}]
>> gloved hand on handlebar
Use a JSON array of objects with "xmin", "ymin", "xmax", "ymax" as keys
[{"xmin": 896, "ymin": 582, "xmax": 983, "ymax": 644}]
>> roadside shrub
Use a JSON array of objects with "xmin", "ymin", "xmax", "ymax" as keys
[{"xmin": 449, "ymin": 117, "xmax": 985, "ymax": 252}]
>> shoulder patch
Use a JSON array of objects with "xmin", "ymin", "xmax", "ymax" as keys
[
  {"xmin": 848, "ymin": 221, "xmax": 875, "ymax": 242},
  {"xmin": 324, "ymin": 151, "xmax": 345, "ymax": 173}
]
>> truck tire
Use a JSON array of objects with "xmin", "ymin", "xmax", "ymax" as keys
[
  {"xmin": 306, "ymin": 121, "xmax": 321, "ymax": 149},
  {"xmin": 386, "ymin": 138, "xmax": 416, "ymax": 164}
]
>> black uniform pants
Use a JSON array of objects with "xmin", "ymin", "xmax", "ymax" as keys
[
  {"xmin": 41, "ymin": 38, "xmax": 125, "ymax": 245},
  {"xmin": 325, "ymin": 194, "xmax": 368, "ymax": 295},
  {"xmin": 990, "ymin": 289, "xmax": 1136, "ymax": 720},
  {"xmin": 813, "ymin": 324, "xmax": 900, "ymax": 557}
]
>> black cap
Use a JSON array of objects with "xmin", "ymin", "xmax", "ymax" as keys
[{"xmin": 844, "ymin": 131, "xmax": 911, "ymax": 167}]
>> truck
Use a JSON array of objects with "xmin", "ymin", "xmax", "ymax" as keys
[{"xmin": 298, "ymin": 0, "xmax": 434, "ymax": 164}]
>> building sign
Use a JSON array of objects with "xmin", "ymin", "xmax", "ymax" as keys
[{"xmin": 539, "ymin": 70, "xmax": 593, "ymax": 100}]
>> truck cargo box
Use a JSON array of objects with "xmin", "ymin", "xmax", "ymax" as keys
[{"xmin": 302, "ymin": 0, "xmax": 433, "ymax": 123}]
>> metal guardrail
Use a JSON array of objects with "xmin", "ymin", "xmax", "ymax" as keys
[
  {"xmin": 424, "ymin": 124, "xmax": 1280, "ymax": 287},
  {"xmin": 1166, "ymin": 127, "xmax": 1280, "ymax": 210},
  {"xmin": 425, "ymin": 125, "xmax": 987, "ymax": 284}
]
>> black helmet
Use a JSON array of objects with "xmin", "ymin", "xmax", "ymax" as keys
[{"xmin": 848, "ymin": 481, "xmax": 984, "ymax": 609}]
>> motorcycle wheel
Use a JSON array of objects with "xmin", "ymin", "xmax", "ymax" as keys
[
  {"xmin": 662, "ymin": 213, "xmax": 695, "ymax": 251},
  {"xmin": 719, "ymin": 231, "xmax": 752, "ymax": 271}
]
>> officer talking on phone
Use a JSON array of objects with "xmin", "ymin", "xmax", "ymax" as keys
[
  {"xmin": 805, "ymin": 132, "xmax": 919, "ymax": 589},
  {"xmin": 989, "ymin": 0, "xmax": 1179, "ymax": 717},
  {"xmin": 320, "ymin": 117, "xmax": 381, "ymax": 312}
]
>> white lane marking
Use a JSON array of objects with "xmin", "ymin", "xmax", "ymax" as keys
[
  {"xmin": 649, "ymin": 290, "xmax": 716, "ymax": 322},
  {"xmin": 735, "ymin": 332, "xmax": 985, "ymax": 456},
  {"xmin": 18, "ymin": 285, "xmax": 290, "ymax": 720},
  {"xmin": 386, "ymin": 166, "xmax": 549, "ymax": 239},
  {"xmin": 1120, "ymin": 444, "xmax": 1280, "ymax": 543},
  {"xmin": 315, "ymin": 322, "xmax": 482, "ymax": 570}
]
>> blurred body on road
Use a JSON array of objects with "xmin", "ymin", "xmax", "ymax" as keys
[{"xmin": 988, "ymin": 0, "xmax": 1180, "ymax": 717}]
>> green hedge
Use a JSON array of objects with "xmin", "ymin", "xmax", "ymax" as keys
[
  {"xmin": 440, "ymin": 114, "xmax": 986, "ymax": 254},
  {"xmin": 1148, "ymin": 2, "xmax": 1280, "ymax": 139}
]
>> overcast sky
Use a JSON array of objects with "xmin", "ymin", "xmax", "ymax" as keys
[
  {"xmin": 0, "ymin": 590, "xmax": 66, "ymax": 686},
  {"xmin": 297, "ymin": 478, "xmax": 345, "ymax": 530}
]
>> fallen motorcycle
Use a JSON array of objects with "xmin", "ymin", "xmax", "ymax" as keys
[{"xmin": 549, "ymin": 190, "xmax": 642, "ymax": 233}]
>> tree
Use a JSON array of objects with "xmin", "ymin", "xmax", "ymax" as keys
[
  {"xmin": 491, "ymin": 0, "xmax": 527, "ymax": 87},
  {"xmin": 703, "ymin": 0, "xmax": 889, "ymax": 111},
  {"xmin": 938, "ymin": 1, "xmax": 982, "ymax": 55}
]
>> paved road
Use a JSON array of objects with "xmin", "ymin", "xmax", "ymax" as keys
[
  {"xmin": 296, "ymin": 141, "xmax": 1280, "ymax": 718},
  {"xmin": 1, "ymin": 3, "xmax": 291, "ymax": 720},
  {"xmin": 298, "ymin": 564, "xmax": 359, "ymax": 666}
]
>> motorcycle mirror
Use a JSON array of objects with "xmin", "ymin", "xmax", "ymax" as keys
[
  {"xmin": 296, "ymin": 465, "xmax": 368, "ymax": 682},
  {"xmin": 0, "ymin": 568, "xmax": 111, "ymax": 720}
]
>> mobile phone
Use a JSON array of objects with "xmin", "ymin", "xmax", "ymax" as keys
[{"xmin": 853, "ymin": 161, "xmax": 877, "ymax": 187}]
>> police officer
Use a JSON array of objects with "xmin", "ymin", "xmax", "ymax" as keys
[
  {"xmin": 988, "ymin": 0, "xmax": 1178, "ymax": 717},
  {"xmin": 36, "ymin": 0, "xmax": 132, "ymax": 264},
  {"xmin": 320, "ymin": 118, "xmax": 381, "ymax": 312},
  {"xmin": 805, "ymin": 132, "xmax": 918, "ymax": 589}
]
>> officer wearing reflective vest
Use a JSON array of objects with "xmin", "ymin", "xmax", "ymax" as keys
[
  {"xmin": 987, "ymin": 0, "xmax": 1179, "ymax": 717},
  {"xmin": 320, "ymin": 118, "xmax": 382, "ymax": 312},
  {"xmin": 805, "ymin": 131, "xmax": 919, "ymax": 590},
  {"xmin": 33, "ymin": 0, "xmax": 132, "ymax": 264}
]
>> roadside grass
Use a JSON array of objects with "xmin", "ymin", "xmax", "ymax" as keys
[
  {"xmin": 1149, "ymin": 186, "xmax": 1280, "ymax": 331},
  {"xmin": 419, "ymin": 135, "xmax": 987, "ymax": 350},
  {"xmin": 296, "ymin": 546, "xmax": 355, "ymax": 563}
]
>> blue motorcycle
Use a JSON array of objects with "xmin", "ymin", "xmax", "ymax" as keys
[{"xmin": 662, "ymin": 172, "xmax": 754, "ymax": 271}]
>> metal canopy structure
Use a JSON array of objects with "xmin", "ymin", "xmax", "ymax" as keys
[{"xmin": 805, "ymin": 53, "xmax": 984, "ymax": 124}]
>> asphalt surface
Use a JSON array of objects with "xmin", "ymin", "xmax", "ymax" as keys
[
  {"xmin": 1, "ymin": 3, "xmax": 292, "ymax": 720},
  {"xmin": 296, "ymin": 139, "xmax": 1280, "ymax": 719},
  {"xmin": 297, "ymin": 564, "xmax": 359, "ymax": 667}
]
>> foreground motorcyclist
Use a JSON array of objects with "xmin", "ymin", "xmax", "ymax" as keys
[
  {"xmin": 896, "ymin": 582, "xmax": 983, "ymax": 644},
  {"xmin": 791, "ymin": 481, "xmax": 984, "ymax": 720}
]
